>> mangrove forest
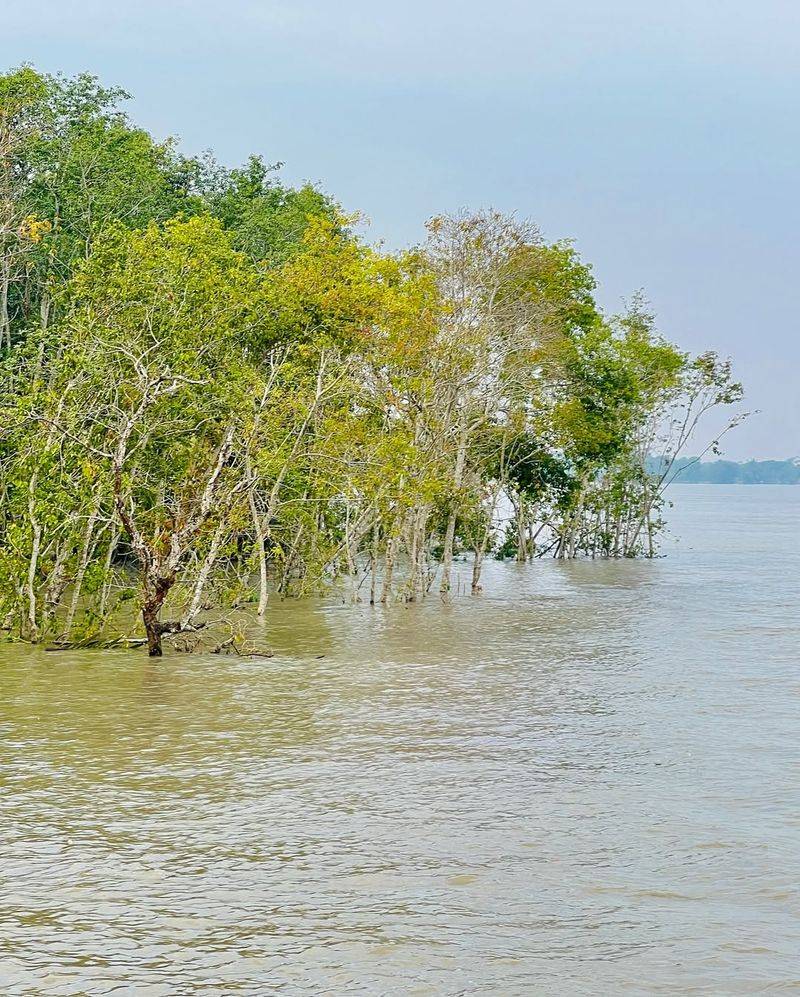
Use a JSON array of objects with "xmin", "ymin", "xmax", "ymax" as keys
[{"xmin": 0, "ymin": 67, "xmax": 744, "ymax": 654}]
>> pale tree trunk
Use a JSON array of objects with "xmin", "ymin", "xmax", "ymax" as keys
[
  {"xmin": 42, "ymin": 538, "xmax": 73, "ymax": 633},
  {"xmin": 439, "ymin": 508, "xmax": 459, "ymax": 596},
  {"xmin": 22, "ymin": 385, "xmax": 77, "ymax": 637},
  {"xmin": 622, "ymin": 511, "xmax": 633, "ymax": 556},
  {"xmin": 515, "ymin": 493, "xmax": 528, "ymax": 563},
  {"xmin": 251, "ymin": 461, "xmax": 292, "ymax": 615},
  {"xmin": 344, "ymin": 508, "xmax": 379, "ymax": 602},
  {"xmin": 627, "ymin": 484, "xmax": 657, "ymax": 557},
  {"xmin": 21, "ymin": 377, "xmax": 73, "ymax": 637},
  {"xmin": 64, "ymin": 504, "xmax": 101, "ymax": 634},
  {"xmin": 278, "ymin": 490, "xmax": 309, "ymax": 596},
  {"xmin": 182, "ymin": 520, "xmax": 227, "ymax": 630},
  {"xmin": 343, "ymin": 501, "xmax": 360, "ymax": 602},
  {"xmin": 408, "ymin": 505, "xmax": 429, "ymax": 602},
  {"xmin": 247, "ymin": 355, "xmax": 326, "ymax": 610},
  {"xmin": 0, "ymin": 257, "xmax": 11, "ymax": 351},
  {"xmin": 440, "ymin": 414, "xmax": 469, "ymax": 596},
  {"xmin": 25, "ymin": 478, "xmax": 42, "ymax": 641},
  {"xmin": 554, "ymin": 523, "xmax": 568, "ymax": 559},
  {"xmin": 369, "ymin": 523, "xmax": 379, "ymax": 605},
  {"xmin": 527, "ymin": 507, "xmax": 542, "ymax": 558},
  {"xmin": 471, "ymin": 484, "xmax": 503, "ymax": 593},
  {"xmin": 344, "ymin": 507, "xmax": 357, "ymax": 577},
  {"xmin": 590, "ymin": 510, "xmax": 601, "ymax": 559},
  {"xmin": 98, "ymin": 523, "xmax": 119, "ymax": 618},
  {"xmin": 248, "ymin": 486, "xmax": 269, "ymax": 616},
  {"xmin": 471, "ymin": 541, "xmax": 487, "ymax": 594},
  {"xmin": 380, "ymin": 533, "xmax": 396, "ymax": 604},
  {"xmin": 568, "ymin": 495, "xmax": 584, "ymax": 558},
  {"xmin": 40, "ymin": 292, "xmax": 51, "ymax": 331},
  {"xmin": 612, "ymin": 511, "xmax": 622, "ymax": 557}
]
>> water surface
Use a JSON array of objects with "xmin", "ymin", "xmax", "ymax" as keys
[{"xmin": 1, "ymin": 485, "xmax": 798, "ymax": 994}]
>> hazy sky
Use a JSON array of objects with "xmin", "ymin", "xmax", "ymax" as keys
[{"xmin": 6, "ymin": 0, "xmax": 799, "ymax": 458}]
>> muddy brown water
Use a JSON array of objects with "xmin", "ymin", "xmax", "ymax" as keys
[{"xmin": 1, "ymin": 486, "xmax": 798, "ymax": 994}]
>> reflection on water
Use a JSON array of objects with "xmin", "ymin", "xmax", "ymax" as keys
[{"xmin": 1, "ymin": 486, "xmax": 798, "ymax": 994}]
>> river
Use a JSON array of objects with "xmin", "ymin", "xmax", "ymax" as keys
[{"xmin": 1, "ymin": 485, "xmax": 798, "ymax": 995}]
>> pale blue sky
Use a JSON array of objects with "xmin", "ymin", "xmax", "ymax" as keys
[{"xmin": 6, "ymin": 0, "xmax": 799, "ymax": 458}]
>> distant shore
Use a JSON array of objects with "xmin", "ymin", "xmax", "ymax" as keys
[{"xmin": 651, "ymin": 458, "xmax": 799, "ymax": 485}]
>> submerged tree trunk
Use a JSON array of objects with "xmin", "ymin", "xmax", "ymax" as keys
[
  {"xmin": 471, "ymin": 482, "xmax": 503, "ymax": 593},
  {"xmin": 440, "ymin": 414, "xmax": 469, "ymax": 597},
  {"xmin": 380, "ymin": 534, "xmax": 396, "ymax": 604},
  {"xmin": 143, "ymin": 608, "xmax": 163, "ymax": 657},
  {"xmin": 248, "ymin": 486, "xmax": 269, "ymax": 616},
  {"xmin": 626, "ymin": 486, "xmax": 656, "ymax": 558},
  {"xmin": 470, "ymin": 520, "xmax": 491, "ymax": 594},
  {"xmin": 409, "ymin": 505, "xmax": 429, "ymax": 602},
  {"xmin": 25, "ymin": 481, "xmax": 42, "ymax": 641},
  {"xmin": 439, "ymin": 507, "xmax": 458, "ymax": 596},
  {"xmin": 515, "ymin": 493, "xmax": 528, "ymax": 563},
  {"xmin": 471, "ymin": 543, "xmax": 486, "ymax": 594},
  {"xmin": 141, "ymin": 573, "xmax": 175, "ymax": 657}
]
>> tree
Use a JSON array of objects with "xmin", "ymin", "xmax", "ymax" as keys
[{"xmin": 4, "ymin": 216, "xmax": 280, "ymax": 653}]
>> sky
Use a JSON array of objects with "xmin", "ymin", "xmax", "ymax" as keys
[{"xmin": 5, "ymin": 0, "xmax": 799, "ymax": 459}]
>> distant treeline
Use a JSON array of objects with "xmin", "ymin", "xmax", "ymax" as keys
[{"xmin": 648, "ymin": 457, "xmax": 800, "ymax": 484}]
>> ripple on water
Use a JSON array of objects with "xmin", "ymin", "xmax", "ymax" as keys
[{"xmin": 1, "ymin": 486, "xmax": 799, "ymax": 994}]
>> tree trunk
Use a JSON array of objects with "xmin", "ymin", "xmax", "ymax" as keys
[
  {"xmin": 143, "ymin": 606, "xmax": 164, "ymax": 657},
  {"xmin": 471, "ymin": 543, "xmax": 485, "ymax": 594},
  {"xmin": 43, "ymin": 530, "xmax": 77, "ymax": 633},
  {"xmin": 251, "ymin": 461, "xmax": 291, "ymax": 615},
  {"xmin": 627, "ymin": 489, "xmax": 656, "ymax": 557},
  {"xmin": 141, "ymin": 573, "xmax": 174, "ymax": 657},
  {"xmin": 26, "ymin": 480, "xmax": 42, "ymax": 641},
  {"xmin": 471, "ymin": 520, "xmax": 493, "ymax": 594},
  {"xmin": 182, "ymin": 520, "xmax": 226, "ymax": 629},
  {"xmin": 440, "ymin": 508, "xmax": 458, "ymax": 596},
  {"xmin": 0, "ymin": 258, "xmax": 11, "ymax": 351},
  {"xmin": 515, "ymin": 493, "xmax": 528, "ymax": 563},
  {"xmin": 64, "ymin": 505, "xmax": 101, "ymax": 634},
  {"xmin": 369, "ymin": 523, "xmax": 379, "ymax": 605},
  {"xmin": 248, "ymin": 487, "xmax": 269, "ymax": 616},
  {"xmin": 278, "ymin": 502, "xmax": 308, "ymax": 596},
  {"xmin": 40, "ymin": 292, "xmax": 51, "ymax": 331},
  {"xmin": 410, "ymin": 506, "xmax": 429, "ymax": 602},
  {"xmin": 98, "ymin": 524, "xmax": 119, "ymax": 618},
  {"xmin": 440, "ymin": 415, "xmax": 469, "ymax": 596},
  {"xmin": 380, "ymin": 534, "xmax": 395, "ymax": 604}
]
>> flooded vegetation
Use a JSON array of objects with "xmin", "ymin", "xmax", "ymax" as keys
[{"xmin": 0, "ymin": 68, "xmax": 743, "ymax": 657}]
